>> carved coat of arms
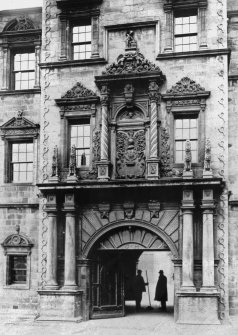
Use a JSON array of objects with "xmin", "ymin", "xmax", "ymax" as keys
[{"xmin": 116, "ymin": 130, "xmax": 146, "ymax": 178}]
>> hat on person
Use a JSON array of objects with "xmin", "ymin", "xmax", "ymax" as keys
[{"xmin": 159, "ymin": 270, "xmax": 163, "ymax": 274}]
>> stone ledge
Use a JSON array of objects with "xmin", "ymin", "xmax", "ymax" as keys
[
  {"xmin": 156, "ymin": 48, "xmax": 230, "ymax": 60},
  {"xmin": 35, "ymin": 315, "xmax": 82, "ymax": 323},
  {"xmin": 39, "ymin": 58, "xmax": 107, "ymax": 69},
  {"xmin": 0, "ymin": 89, "xmax": 41, "ymax": 96},
  {"xmin": 0, "ymin": 203, "xmax": 39, "ymax": 208},
  {"xmin": 38, "ymin": 289, "xmax": 83, "ymax": 296}
]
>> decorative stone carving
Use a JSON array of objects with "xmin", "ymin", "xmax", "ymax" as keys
[
  {"xmin": 167, "ymin": 77, "xmax": 205, "ymax": 95},
  {"xmin": 148, "ymin": 81, "xmax": 160, "ymax": 103},
  {"xmin": 160, "ymin": 127, "xmax": 172, "ymax": 177},
  {"xmin": 67, "ymin": 145, "xmax": 78, "ymax": 182},
  {"xmin": 116, "ymin": 130, "xmax": 146, "ymax": 178},
  {"xmin": 183, "ymin": 140, "xmax": 193, "ymax": 179},
  {"xmin": 100, "ymin": 85, "xmax": 110, "ymax": 106},
  {"xmin": 0, "ymin": 111, "xmax": 39, "ymax": 139},
  {"xmin": 85, "ymin": 130, "xmax": 101, "ymax": 180},
  {"xmin": 123, "ymin": 202, "xmax": 135, "ymax": 219},
  {"xmin": 124, "ymin": 83, "xmax": 134, "ymax": 107},
  {"xmin": 98, "ymin": 203, "xmax": 110, "ymax": 219},
  {"xmin": 3, "ymin": 16, "xmax": 36, "ymax": 32},
  {"xmin": 148, "ymin": 201, "xmax": 161, "ymax": 219},
  {"xmin": 125, "ymin": 30, "xmax": 137, "ymax": 49},
  {"xmin": 163, "ymin": 77, "xmax": 210, "ymax": 113},
  {"xmin": 118, "ymin": 108, "xmax": 144, "ymax": 121},
  {"xmin": 102, "ymin": 50, "xmax": 166, "ymax": 78},
  {"xmin": 1, "ymin": 225, "xmax": 33, "ymax": 255},
  {"xmin": 62, "ymin": 82, "xmax": 97, "ymax": 99},
  {"xmin": 184, "ymin": 140, "xmax": 192, "ymax": 171},
  {"xmin": 49, "ymin": 146, "xmax": 60, "ymax": 183},
  {"xmin": 203, "ymin": 138, "xmax": 213, "ymax": 178}
]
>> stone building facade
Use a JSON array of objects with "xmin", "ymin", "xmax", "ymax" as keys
[{"xmin": 0, "ymin": 0, "xmax": 236, "ymax": 325}]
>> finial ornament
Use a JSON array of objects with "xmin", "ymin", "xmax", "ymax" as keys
[
  {"xmin": 51, "ymin": 146, "xmax": 59, "ymax": 177},
  {"xmin": 68, "ymin": 145, "xmax": 77, "ymax": 177},
  {"xmin": 204, "ymin": 138, "xmax": 211, "ymax": 171},
  {"xmin": 184, "ymin": 140, "xmax": 192, "ymax": 172}
]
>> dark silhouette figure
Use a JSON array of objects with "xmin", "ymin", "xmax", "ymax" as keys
[
  {"xmin": 154, "ymin": 270, "xmax": 168, "ymax": 311},
  {"xmin": 133, "ymin": 270, "xmax": 147, "ymax": 311}
]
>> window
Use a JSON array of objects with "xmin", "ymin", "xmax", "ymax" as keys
[
  {"xmin": 174, "ymin": 12, "xmax": 197, "ymax": 52},
  {"xmin": 175, "ymin": 117, "xmax": 198, "ymax": 163},
  {"xmin": 13, "ymin": 52, "xmax": 35, "ymax": 90},
  {"xmin": 70, "ymin": 122, "xmax": 90, "ymax": 167},
  {"xmin": 11, "ymin": 142, "xmax": 33, "ymax": 183},
  {"xmin": 8, "ymin": 255, "xmax": 27, "ymax": 285},
  {"xmin": 72, "ymin": 23, "xmax": 92, "ymax": 60}
]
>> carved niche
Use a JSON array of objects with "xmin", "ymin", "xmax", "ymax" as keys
[{"xmin": 116, "ymin": 129, "xmax": 146, "ymax": 179}]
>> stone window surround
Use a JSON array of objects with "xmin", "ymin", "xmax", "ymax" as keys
[
  {"xmin": 58, "ymin": 8, "xmax": 100, "ymax": 61},
  {"xmin": 0, "ymin": 113, "xmax": 40, "ymax": 185},
  {"xmin": 1, "ymin": 231, "xmax": 33, "ymax": 290},
  {"xmin": 163, "ymin": 0, "xmax": 207, "ymax": 53},
  {"xmin": 0, "ymin": 29, "xmax": 41, "ymax": 92}
]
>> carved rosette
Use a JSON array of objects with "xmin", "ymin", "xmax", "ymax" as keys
[{"xmin": 116, "ymin": 130, "xmax": 146, "ymax": 179}]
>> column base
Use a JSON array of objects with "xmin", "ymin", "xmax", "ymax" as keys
[
  {"xmin": 96, "ymin": 161, "xmax": 110, "ymax": 180},
  {"xmin": 183, "ymin": 170, "xmax": 193, "ymax": 179},
  {"xmin": 62, "ymin": 285, "xmax": 79, "ymax": 291},
  {"xmin": 48, "ymin": 176, "xmax": 60, "ymax": 183},
  {"xmin": 146, "ymin": 158, "xmax": 160, "ymax": 179},
  {"xmin": 203, "ymin": 170, "xmax": 213, "ymax": 178},
  {"xmin": 176, "ymin": 291, "xmax": 220, "ymax": 324},
  {"xmin": 180, "ymin": 285, "xmax": 196, "ymax": 293},
  {"xmin": 38, "ymin": 289, "xmax": 83, "ymax": 322},
  {"xmin": 44, "ymin": 284, "xmax": 59, "ymax": 290},
  {"xmin": 200, "ymin": 286, "xmax": 218, "ymax": 293},
  {"xmin": 66, "ymin": 175, "xmax": 78, "ymax": 183}
]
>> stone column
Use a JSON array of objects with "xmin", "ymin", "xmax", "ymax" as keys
[
  {"xmin": 201, "ymin": 189, "xmax": 217, "ymax": 291},
  {"xmin": 147, "ymin": 81, "xmax": 160, "ymax": 179},
  {"xmin": 59, "ymin": 15, "xmax": 68, "ymax": 61},
  {"xmin": 63, "ymin": 194, "xmax": 78, "ymax": 290},
  {"xmin": 164, "ymin": 5, "xmax": 173, "ymax": 53},
  {"xmin": 1, "ymin": 47, "xmax": 9, "ymax": 90},
  {"xmin": 181, "ymin": 189, "xmax": 195, "ymax": 290},
  {"xmin": 45, "ymin": 194, "xmax": 59, "ymax": 290},
  {"xmin": 91, "ymin": 15, "xmax": 99, "ymax": 58},
  {"xmin": 97, "ymin": 85, "xmax": 110, "ymax": 180},
  {"xmin": 199, "ymin": 6, "xmax": 208, "ymax": 49},
  {"xmin": 34, "ymin": 45, "xmax": 41, "ymax": 88}
]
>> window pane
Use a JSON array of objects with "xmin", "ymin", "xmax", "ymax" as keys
[{"xmin": 9, "ymin": 255, "xmax": 27, "ymax": 284}]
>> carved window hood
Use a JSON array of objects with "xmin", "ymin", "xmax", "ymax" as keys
[
  {"xmin": 0, "ymin": 112, "xmax": 40, "ymax": 140},
  {"xmin": 95, "ymin": 48, "xmax": 166, "ymax": 87},
  {"xmin": 2, "ymin": 231, "xmax": 33, "ymax": 255},
  {"xmin": 162, "ymin": 77, "xmax": 210, "ymax": 112},
  {"xmin": 55, "ymin": 82, "xmax": 99, "ymax": 106}
]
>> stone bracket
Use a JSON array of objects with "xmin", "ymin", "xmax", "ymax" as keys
[{"xmin": 96, "ymin": 161, "xmax": 111, "ymax": 180}]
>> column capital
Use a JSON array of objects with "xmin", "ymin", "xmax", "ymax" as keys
[
  {"xmin": 100, "ymin": 85, "xmax": 110, "ymax": 106},
  {"xmin": 148, "ymin": 81, "xmax": 161, "ymax": 103}
]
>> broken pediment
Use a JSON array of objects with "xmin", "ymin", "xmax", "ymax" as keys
[
  {"xmin": 62, "ymin": 82, "xmax": 98, "ymax": 99},
  {"xmin": 0, "ymin": 111, "xmax": 39, "ymax": 139}
]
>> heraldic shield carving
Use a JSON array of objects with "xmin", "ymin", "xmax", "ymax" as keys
[{"xmin": 116, "ymin": 129, "xmax": 146, "ymax": 178}]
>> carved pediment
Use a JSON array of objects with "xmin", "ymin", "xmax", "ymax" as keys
[
  {"xmin": 0, "ymin": 112, "xmax": 39, "ymax": 139},
  {"xmin": 2, "ymin": 233, "xmax": 33, "ymax": 248},
  {"xmin": 166, "ymin": 77, "xmax": 205, "ymax": 95},
  {"xmin": 3, "ymin": 17, "xmax": 37, "ymax": 32},
  {"xmin": 62, "ymin": 82, "xmax": 97, "ymax": 99},
  {"xmin": 102, "ymin": 50, "xmax": 165, "ymax": 78}
]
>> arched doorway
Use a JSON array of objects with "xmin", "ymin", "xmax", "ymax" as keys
[{"xmin": 87, "ymin": 224, "xmax": 177, "ymax": 319}]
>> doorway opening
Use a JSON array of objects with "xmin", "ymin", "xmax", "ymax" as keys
[{"xmin": 90, "ymin": 249, "xmax": 174, "ymax": 319}]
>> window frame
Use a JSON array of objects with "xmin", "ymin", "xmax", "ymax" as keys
[
  {"xmin": 170, "ymin": 109, "xmax": 203, "ymax": 168},
  {"xmin": 174, "ymin": 10, "xmax": 198, "ymax": 53},
  {"xmin": 69, "ymin": 119, "xmax": 91, "ymax": 169},
  {"xmin": 2, "ymin": 232, "xmax": 33, "ymax": 290},
  {"xmin": 71, "ymin": 19, "xmax": 92, "ymax": 61},
  {"xmin": 11, "ymin": 48, "xmax": 36, "ymax": 91}
]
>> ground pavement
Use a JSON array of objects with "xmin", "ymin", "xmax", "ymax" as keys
[{"xmin": 1, "ymin": 306, "xmax": 238, "ymax": 335}]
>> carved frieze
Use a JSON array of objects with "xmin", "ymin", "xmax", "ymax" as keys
[{"xmin": 116, "ymin": 129, "xmax": 146, "ymax": 178}]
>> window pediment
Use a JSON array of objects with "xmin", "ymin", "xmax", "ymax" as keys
[
  {"xmin": 0, "ymin": 111, "xmax": 39, "ymax": 139},
  {"xmin": 3, "ymin": 17, "xmax": 37, "ymax": 32}
]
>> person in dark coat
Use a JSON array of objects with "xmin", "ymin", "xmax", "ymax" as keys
[
  {"xmin": 133, "ymin": 269, "xmax": 148, "ymax": 311},
  {"xmin": 154, "ymin": 270, "xmax": 168, "ymax": 311}
]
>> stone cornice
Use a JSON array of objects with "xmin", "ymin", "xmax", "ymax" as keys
[
  {"xmin": 157, "ymin": 48, "xmax": 230, "ymax": 60},
  {"xmin": 164, "ymin": 0, "xmax": 207, "ymax": 11},
  {"xmin": 0, "ymin": 203, "xmax": 39, "ymax": 209},
  {"xmin": 0, "ymin": 89, "xmax": 41, "ymax": 96},
  {"xmin": 39, "ymin": 58, "xmax": 107, "ymax": 69}
]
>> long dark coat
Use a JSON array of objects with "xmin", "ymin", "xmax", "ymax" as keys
[
  {"xmin": 133, "ymin": 275, "xmax": 146, "ymax": 300},
  {"xmin": 154, "ymin": 274, "xmax": 168, "ymax": 301}
]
